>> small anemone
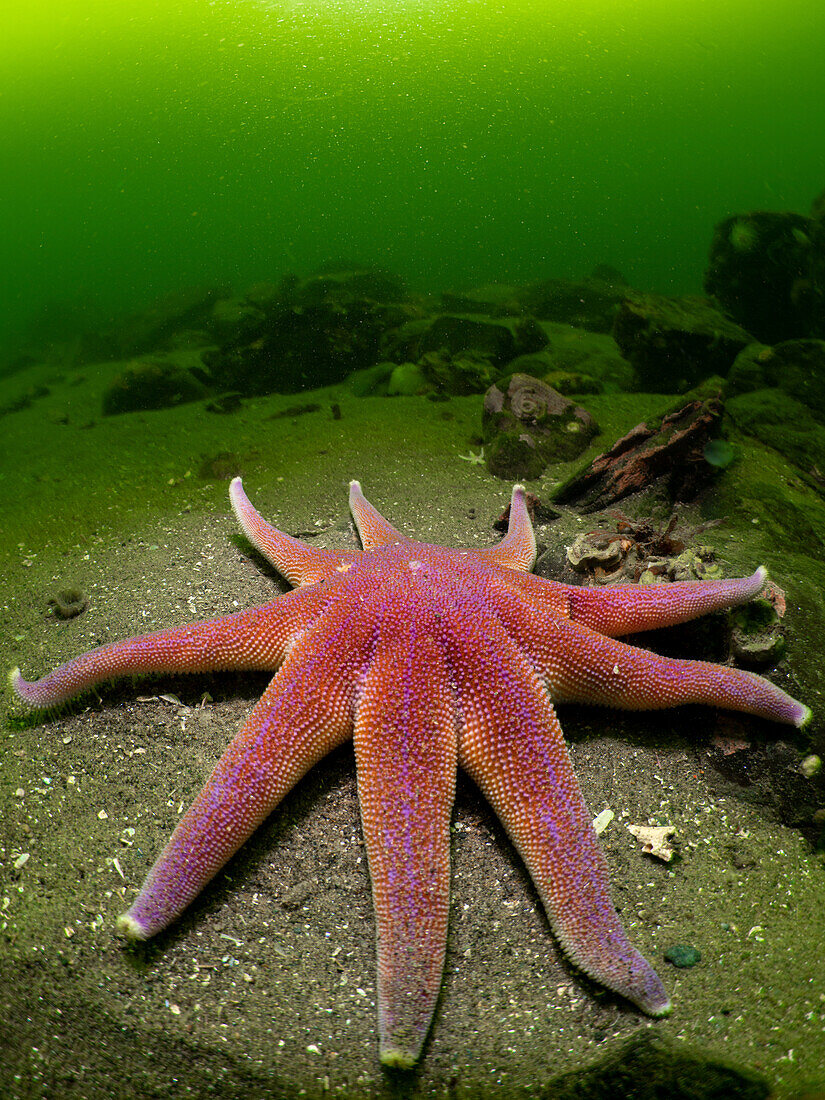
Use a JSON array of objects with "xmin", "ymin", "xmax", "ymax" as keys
[{"xmin": 728, "ymin": 219, "xmax": 758, "ymax": 253}]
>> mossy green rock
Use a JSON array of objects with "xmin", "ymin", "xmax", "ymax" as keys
[
  {"xmin": 387, "ymin": 361, "xmax": 428, "ymax": 396},
  {"xmin": 727, "ymin": 339, "xmax": 825, "ymax": 421},
  {"xmin": 726, "ymin": 388, "xmax": 825, "ymax": 471}
]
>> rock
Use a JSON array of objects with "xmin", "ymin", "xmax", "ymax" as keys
[
  {"xmin": 555, "ymin": 397, "xmax": 724, "ymax": 512},
  {"xmin": 406, "ymin": 313, "xmax": 547, "ymax": 366},
  {"xmin": 291, "ymin": 265, "xmax": 408, "ymax": 307},
  {"xmin": 439, "ymin": 283, "xmax": 523, "ymax": 315},
  {"xmin": 725, "ymin": 388, "xmax": 825, "ymax": 476},
  {"xmin": 515, "ymin": 273, "xmax": 627, "ymax": 333},
  {"xmin": 204, "ymin": 302, "xmax": 389, "ymax": 395},
  {"xmin": 387, "ymin": 362, "xmax": 429, "ymax": 396},
  {"xmin": 704, "ymin": 210, "xmax": 825, "ymax": 343},
  {"xmin": 416, "ymin": 350, "xmax": 500, "ymax": 396},
  {"xmin": 482, "ymin": 373, "xmax": 598, "ymax": 480},
  {"xmin": 208, "ymin": 297, "xmax": 265, "ymax": 343},
  {"xmin": 627, "ymin": 824, "xmax": 677, "ymax": 862},
  {"xmin": 612, "ymin": 293, "xmax": 752, "ymax": 392},
  {"xmin": 347, "ymin": 362, "xmax": 395, "ymax": 397},
  {"xmin": 106, "ymin": 286, "xmax": 230, "ymax": 359},
  {"xmin": 727, "ymin": 339, "xmax": 825, "ymax": 422},
  {"xmin": 102, "ymin": 356, "xmax": 208, "ymax": 415}
]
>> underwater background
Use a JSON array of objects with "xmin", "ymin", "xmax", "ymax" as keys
[
  {"xmin": 3, "ymin": 0, "xmax": 825, "ymax": 348},
  {"xmin": 1, "ymin": 2, "xmax": 825, "ymax": 1099}
]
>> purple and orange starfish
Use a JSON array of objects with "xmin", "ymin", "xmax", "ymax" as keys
[{"xmin": 11, "ymin": 480, "xmax": 810, "ymax": 1066}]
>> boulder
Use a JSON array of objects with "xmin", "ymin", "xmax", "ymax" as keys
[
  {"xmin": 704, "ymin": 210, "xmax": 825, "ymax": 343},
  {"xmin": 515, "ymin": 273, "xmax": 628, "ymax": 333},
  {"xmin": 482, "ymin": 373, "xmax": 598, "ymax": 480},
  {"xmin": 726, "ymin": 339, "xmax": 825, "ymax": 422},
  {"xmin": 102, "ymin": 355, "xmax": 208, "ymax": 415},
  {"xmin": 205, "ymin": 302, "xmax": 389, "ymax": 395},
  {"xmin": 612, "ymin": 293, "xmax": 751, "ymax": 392},
  {"xmin": 388, "ymin": 313, "xmax": 547, "ymax": 367}
]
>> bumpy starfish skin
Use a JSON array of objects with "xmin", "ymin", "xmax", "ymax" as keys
[{"xmin": 11, "ymin": 480, "xmax": 810, "ymax": 1067}]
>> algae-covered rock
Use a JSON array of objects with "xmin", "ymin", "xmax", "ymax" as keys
[
  {"xmin": 347, "ymin": 361, "xmax": 395, "ymax": 396},
  {"xmin": 705, "ymin": 210, "xmax": 824, "ymax": 343},
  {"xmin": 209, "ymin": 297, "xmax": 265, "ymax": 343},
  {"xmin": 482, "ymin": 373, "xmax": 598, "ymax": 479},
  {"xmin": 102, "ymin": 356, "xmax": 207, "ymax": 415},
  {"xmin": 387, "ymin": 313, "xmax": 547, "ymax": 367},
  {"xmin": 509, "ymin": 322, "xmax": 635, "ymax": 393},
  {"xmin": 417, "ymin": 350, "xmax": 500, "ymax": 396},
  {"xmin": 515, "ymin": 273, "xmax": 627, "ymax": 333},
  {"xmin": 439, "ymin": 283, "xmax": 523, "ymax": 315},
  {"xmin": 387, "ymin": 361, "xmax": 428, "ymax": 396},
  {"xmin": 727, "ymin": 339, "xmax": 825, "ymax": 422},
  {"xmin": 729, "ymin": 598, "xmax": 786, "ymax": 667},
  {"xmin": 726, "ymin": 388, "xmax": 825, "ymax": 474},
  {"xmin": 292, "ymin": 265, "xmax": 408, "ymax": 307},
  {"xmin": 613, "ymin": 292, "xmax": 752, "ymax": 392},
  {"xmin": 205, "ymin": 301, "xmax": 387, "ymax": 395}
]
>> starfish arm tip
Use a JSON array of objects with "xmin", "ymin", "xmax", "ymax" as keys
[
  {"xmin": 630, "ymin": 969, "xmax": 672, "ymax": 1017},
  {"xmin": 796, "ymin": 703, "xmax": 814, "ymax": 730},
  {"xmin": 116, "ymin": 911, "xmax": 151, "ymax": 942},
  {"xmin": 9, "ymin": 667, "xmax": 45, "ymax": 709}
]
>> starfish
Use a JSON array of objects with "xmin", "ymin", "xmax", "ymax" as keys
[{"xmin": 10, "ymin": 480, "xmax": 810, "ymax": 1067}]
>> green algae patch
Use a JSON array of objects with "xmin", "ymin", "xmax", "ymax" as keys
[{"xmin": 727, "ymin": 388, "xmax": 825, "ymax": 475}]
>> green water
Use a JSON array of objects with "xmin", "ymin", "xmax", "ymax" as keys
[{"xmin": 2, "ymin": 0, "xmax": 824, "ymax": 346}]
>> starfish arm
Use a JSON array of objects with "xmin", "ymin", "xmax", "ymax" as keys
[
  {"xmin": 560, "ymin": 568, "xmax": 769, "ymax": 636},
  {"xmin": 11, "ymin": 589, "xmax": 323, "ymax": 710},
  {"xmin": 452, "ymin": 618, "xmax": 670, "ymax": 1015},
  {"xmin": 117, "ymin": 600, "xmax": 368, "ymax": 939},
  {"xmin": 353, "ymin": 621, "xmax": 458, "ymax": 1068},
  {"xmin": 231, "ymin": 477, "xmax": 361, "ymax": 585},
  {"xmin": 543, "ymin": 616, "xmax": 811, "ymax": 727},
  {"xmin": 348, "ymin": 480, "xmax": 410, "ymax": 549},
  {"xmin": 469, "ymin": 484, "xmax": 537, "ymax": 572}
]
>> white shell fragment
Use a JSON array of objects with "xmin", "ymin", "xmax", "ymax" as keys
[
  {"xmin": 627, "ymin": 823, "xmax": 677, "ymax": 862},
  {"xmin": 592, "ymin": 807, "xmax": 615, "ymax": 835}
]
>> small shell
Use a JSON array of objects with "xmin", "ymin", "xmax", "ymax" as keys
[
  {"xmin": 592, "ymin": 807, "xmax": 615, "ymax": 835},
  {"xmin": 627, "ymin": 823, "xmax": 677, "ymax": 862}
]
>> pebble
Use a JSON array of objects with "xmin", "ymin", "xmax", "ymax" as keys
[{"xmin": 664, "ymin": 944, "xmax": 702, "ymax": 968}]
